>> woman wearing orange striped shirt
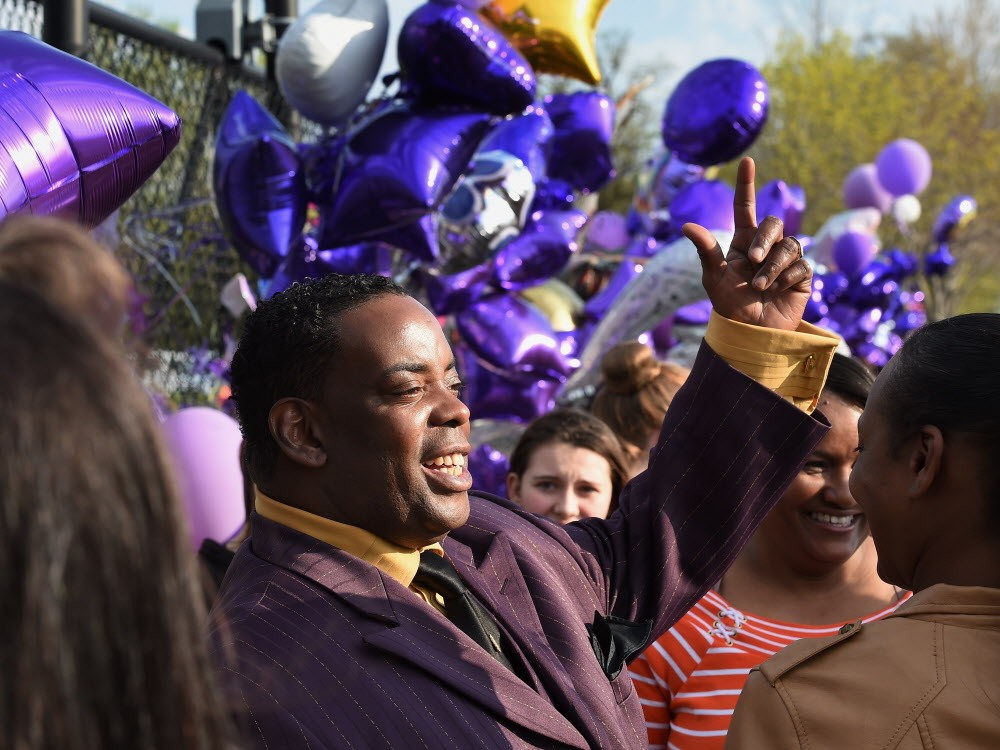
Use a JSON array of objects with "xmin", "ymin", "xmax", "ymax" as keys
[{"xmin": 628, "ymin": 353, "xmax": 910, "ymax": 750}]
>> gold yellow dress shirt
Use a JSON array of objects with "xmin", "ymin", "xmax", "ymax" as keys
[
  {"xmin": 254, "ymin": 491, "xmax": 447, "ymax": 612},
  {"xmin": 706, "ymin": 311, "xmax": 840, "ymax": 414}
]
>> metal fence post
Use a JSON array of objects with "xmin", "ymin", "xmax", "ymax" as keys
[{"xmin": 42, "ymin": 0, "xmax": 87, "ymax": 56}]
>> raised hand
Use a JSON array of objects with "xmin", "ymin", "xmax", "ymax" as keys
[{"xmin": 682, "ymin": 157, "xmax": 812, "ymax": 331}]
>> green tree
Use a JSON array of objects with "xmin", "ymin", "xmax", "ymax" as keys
[{"xmin": 745, "ymin": 1, "xmax": 1000, "ymax": 317}]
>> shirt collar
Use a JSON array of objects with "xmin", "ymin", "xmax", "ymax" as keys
[{"xmin": 254, "ymin": 490, "xmax": 443, "ymax": 588}]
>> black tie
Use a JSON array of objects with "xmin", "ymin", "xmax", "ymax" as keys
[{"xmin": 412, "ymin": 550, "xmax": 515, "ymax": 672}]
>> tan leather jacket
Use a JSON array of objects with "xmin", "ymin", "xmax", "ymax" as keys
[{"xmin": 724, "ymin": 584, "xmax": 1000, "ymax": 749}]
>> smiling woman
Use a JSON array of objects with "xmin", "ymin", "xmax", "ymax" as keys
[{"xmin": 628, "ymin": 353, "xmax": 909, "ymax": 750}]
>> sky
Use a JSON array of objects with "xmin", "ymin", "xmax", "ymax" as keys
[{"xmin": 111, "ymin": 0, "xmax": 960, "ymax": 102}]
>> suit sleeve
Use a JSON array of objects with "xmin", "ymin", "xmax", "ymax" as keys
[
  {"xmin": 724, "ymin": 670, "xmax": 802, "ymax": 749},
  {"xmin": 565, "ymin": 342, "xmax": 829, "ymax": 641}
]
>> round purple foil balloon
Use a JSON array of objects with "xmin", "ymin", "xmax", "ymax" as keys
[
  {"xmin": 756, "ymin": 179, "xmax": 806, "ymax": 236},
  {"xmin": 493, "ymin": 209, "xmax": 586, "ymax": 291},
  {"xmin": 668, "ymin": 179, "xmax": 736, "ymax": 233},
  {"xmin": 456, "ymin": 294, "xmax": 571, "ymax": 378},
  {"xmin": 467, "ymin": 443, "xmax": 510, "ymax": 496},
  {"xmin": 842, "ymin": 163, "xmax": 893, "ymax": 213},
  {"xmin": 478, "ymin": 105, "xmax": 554, "ymax": 180},
  {"xmin": 318, "ymin": 101, "xmax": 491, "ymax": 250},
  {"xmin": 646, "ymin": 151, "xmax": 706, "ymax": 210},
  {"xmin": 661, "ymin": 58, "xmax": 769, "ymax": 168},
  {"xmin": 875, "ymin": 138, "xmax": 932, "ymax": 197},
  {"xmin": 214, "ymin": 91, "xmax": 306, "ymax": 278},
  {"xmin": 584, "ymin": 210, "xmax": 629, "ymax": 252},
  {"xmin": 832, "ymin": 231, "xmax": 877, "ymax": 277},
  {"xmin": 932, "ymin": 195, "xmax": 977, "ymax": 243},
  {"xmin": 398, "ymin": 2, "xmax": 536, "ymax": 115},
  {"xmin": 0, "ymin": 31, "xmax": 181, "ymax": 226},
  {"xmin": 544, "ymin": 91, "xmax": 616, "ymax": 192}
]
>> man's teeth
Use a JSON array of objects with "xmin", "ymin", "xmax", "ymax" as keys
[
  {"xmin": 423, "ymin": 453, "xmax": 466, "ymax": 476},
  {"xmin": 808, "ymin": 512, "xmax": 856, "ymax": 527}
]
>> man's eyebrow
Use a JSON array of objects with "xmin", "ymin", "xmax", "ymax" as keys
[{"xmin": 379, "ymin": 361, "xmax": 458, "ymax": 378}]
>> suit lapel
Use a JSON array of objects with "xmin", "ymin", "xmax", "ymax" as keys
[{"xmin": 252, "ymin": 517, "xmax": 588, "ymax": 749}]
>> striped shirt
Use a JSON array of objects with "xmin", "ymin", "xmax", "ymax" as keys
[{"xmin": 628, "ymin": 588, "xmax": 911, "ymax": 750}]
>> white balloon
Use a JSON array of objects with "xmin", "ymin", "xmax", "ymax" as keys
[
  {"xmin": 275, "ymin": 0, "xmax": 389, "ymax": 127},
  {"xmin": 891, "ymin": 194, "xmax": 922, "ymax": 226}
]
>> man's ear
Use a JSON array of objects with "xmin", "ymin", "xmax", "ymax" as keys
[
  {"xmin": 269, "ymin": 398, "xmax": 327, "ymax": 468},
  {"xmin": 909, "ymin": 425, "xmax": 944, "ymax": 497}
]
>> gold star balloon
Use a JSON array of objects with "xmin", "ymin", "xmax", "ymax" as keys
[{"xmin": 481, "ymin": 0, "xmax": 611, "ymax": 85}]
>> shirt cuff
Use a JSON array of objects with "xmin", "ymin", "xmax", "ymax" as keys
[{"xmin": 705, "ymin": 311, "xmax": 841, "ymax": 414}]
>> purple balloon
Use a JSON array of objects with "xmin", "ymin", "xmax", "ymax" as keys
[
  {"xmin": 842, "ymin": 163, "xmax": 893, "ymax": 213},
  {"xmin": 756, "ymin": 179, "xmax": 806, "ymax": 236},
  {"xmin": 932, "ymin": 195, "xmax": 977, "ymax": 244},
  {"xmin": 624, "ymin": 234, "xmax": 663, "ymax": 258},
  {"xmin": 456, "ymin": 294, "xmax": 570, "ymax": 378},
  {"xmin": 467, "ymin": 443, "xmax": 509, "ymax": 496},
  {"xmin": 493, "ymin": 209, "xmax": 586, "ymax": 291},
  {"xmin": 214, "ymin": 91, "xmax": 306, "ymax": 278},
  {"xmin": 669, "ymin": 180, "xmax": 736, "ymax": 232},
  {"xmin": 261, "ymin": 237, "xmax": 328, "ymax": 298},
  {"xmin": 459, "ymin": 348, "xmax": 559, "ymax": 423},
  {"xmin": 0, "ymin": 31, "xmax": 181, "ymax": 225},
  {"xmin": 832, "ymin": 231, "xmax": 877, "ymax": 277},
  {"xmin": 300, "ymin": 134, "xmax": 345, "ymax": 204},
  {"xmin": 673, "ymin": 298, "xmax": 712, "ymax": 326},
  {"xmin": 375, "ymin": 213, "xmax": 441, "ymax": 263},
  {"xmin": 530, "ymin": 177, "xmax": 576, "ymax": 211},
  {"xmin": 544, "ymin": 92, "xmax": 616, "ymax": 193},
  {"xmin": 318, "ymin": 101, "xmax": 491, "ymax": 250},
  {"xmin": 924, "ymin": 243, "xmax": 956, "ymax": 276},
  {"xmin": 662, "ymin": 58, "xmax": 769, "ymax": 167},
  {"xmin": 397, "ymin": 2, "xmax": 536, "ymax": 115},
  {"xmin": 875, "ymin": 138, "xmax": 932, "ymax": 196},
  {"xmin": 478, "ymin": 105, "xmax": 554, "ymax": 180},
  {"xmin": 423, "ymin": 262, "xmax": 494, "ymax": 316},
  {"xmin": 647, "ymin": 151, "xmax": 706, "ymax": 210},
  {"xmin": 317, "ymin": 243, "xmax": 394, "ymax": 276}
]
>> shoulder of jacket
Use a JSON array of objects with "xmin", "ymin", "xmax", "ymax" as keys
[{"xmin": 755, "ymin": 619, "xmax": 863, "ymax": 684}]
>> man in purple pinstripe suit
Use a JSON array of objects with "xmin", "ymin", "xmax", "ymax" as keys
[{"xmin": 209, "ymin": 158, "xmax": 841, "ymax": 748}]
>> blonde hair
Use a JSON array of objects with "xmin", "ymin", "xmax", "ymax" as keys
[{"xmin": 591, "ymin": 341, "xmax": 689, "ymax": 460}]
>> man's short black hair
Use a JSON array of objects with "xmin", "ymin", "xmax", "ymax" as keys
[{"xmin": 230, "ymin": 273, "xmax": 407, "ymax": 484}]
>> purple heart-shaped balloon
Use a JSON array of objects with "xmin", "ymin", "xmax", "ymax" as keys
[
  {"xmin": 214, "ymin": 91, "xmax": 306, "ymax": 278},
  {"xmin": 398, "ymin": 2, "xmax": 536, "ymax": 115},
  {"xmin": 0, "ymin": 31, "xmax": 181, "ymax": 225},
  {"xmin": 318, "ymin": 101, "xmax": 491, "ymax": 250}
]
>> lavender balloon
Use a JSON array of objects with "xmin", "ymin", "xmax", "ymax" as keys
[
  {"xmin": 456, "ymin": 294, "xmax": 571, "ymax": 379},
  {"xmin": 842, "ymin": 163, "xmax": 892, "ymax": 213},
  {"xmin": 398, "ymin": 2, "xmax": 536, "ymax": 114},
  {"xmin": 0, "ymin": 31, "xmax": 181, "ymax": 225},
  {"xmin": 318, "ymin": 101, "xmax": 491, "ymax": 250},
  {"xmin": 214, "ymin": 91, "xmax": 305, "ymax": 278},
  {"xmin": 668, "ymin": 180, "xmax": 736, "ymax": 233},
  {"xmin": 832, "ymin": 231, "xmax": 878, "ymax": 277},
  {"xmin": 875, "ymin": 138, "xmax": 932, "ymax": 196},
  {"xmin": 545, "ymin": 91, "xmax": 616, "ymax": 192},
  {"xmin": 662, "ymin": 59, "xmax": 768, "ymax": 167},
  {"xmin": 757, "ymin": 179, "xmax": 806, "ymax": 236}
]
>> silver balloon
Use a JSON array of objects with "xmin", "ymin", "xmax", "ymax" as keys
[
  {"xmin": 438, "ymin": 150, "xmax": 536, "ymax": 273},
  {"xmin": 557, "ymin": 231, "xmax": 731, "ymax": 402}
]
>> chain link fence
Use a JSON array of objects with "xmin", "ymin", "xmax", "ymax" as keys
[{"xmin": 2, "ymin": 0, "xmax": 307, "ymax": 404}]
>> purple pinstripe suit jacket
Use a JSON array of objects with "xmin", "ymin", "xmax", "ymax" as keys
[{"xmin": 208, "ymin": 345, "xmax": 828, "ymax": 749}]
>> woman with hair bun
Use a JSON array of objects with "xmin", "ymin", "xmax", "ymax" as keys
[{"xmin": 591, "ymin": 341, "xmax": 690, "ymax": 478}]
